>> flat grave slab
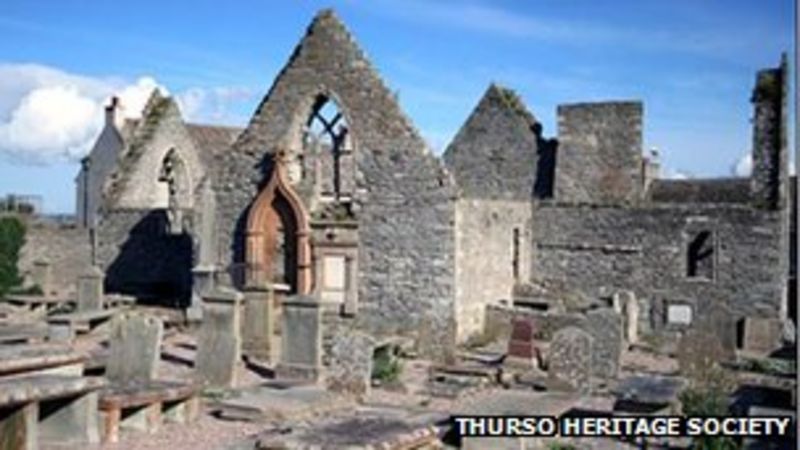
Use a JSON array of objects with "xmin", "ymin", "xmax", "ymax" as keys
[
  {"xmin": 212, "ymin": 383, "xmax": 353, "ymax": 422},
  {"xmin": 0, "ymin": 344, "xmax": 85, "ymax": 376}
]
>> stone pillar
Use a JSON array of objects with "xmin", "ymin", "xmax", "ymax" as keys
[
  {"xmin": 196, "ymin": 288, "xmax": 243, "ymax": 388},
  {"xmin": 276, "ymin": 295, "xmax": 323, "ymax": 381},
  {"xmin": 32, "ymin": 258, "xmax": 52, "ymax": 297},
  {"xmin": 241, "ymin": 286, "xmax": 274, "ymax": 362},
  {"xmin": 77, "ymin": 265, "xmax": 104, "ymax": 312},
  {"xmin": 189, "ymin": 264, "xmax": 215, "ymax": 322}
]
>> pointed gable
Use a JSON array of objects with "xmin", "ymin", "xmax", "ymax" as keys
[
  {"xmin": 444, "ymin": 84, "xmax": 553, "ymax": 200},
  {"xmin": 216, "ymin": 9, "xmax": 457, "ymax": 355},
  {"xmin": 103, "ymin": 89, "xmax": 206, "ymax": 209}
]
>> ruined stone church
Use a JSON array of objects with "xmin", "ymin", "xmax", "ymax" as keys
[{"xmin": 70, "ymin": 10, "xmax": 793, "ymax": 354}]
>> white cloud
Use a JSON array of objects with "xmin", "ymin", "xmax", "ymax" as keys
[
  {"xmin": 0, "ymin": 63, "xmax": 255, "ymax": 165},
  {"xmin": 662, "ymin": 167, "xmax": 691, "ymax": 180},
  {"xmin": 733, "ymin": 152, "xmax": 752, "ymax": 176},
  {"xmin": 0, "ymin": 64, "xmax": 166, "ymax": 164}
]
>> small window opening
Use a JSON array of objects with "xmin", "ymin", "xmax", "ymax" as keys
[{"xmin": 687, "ymin": 230, "xmax": 714, "ymax": 279}]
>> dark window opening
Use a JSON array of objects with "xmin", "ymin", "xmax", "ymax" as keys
[
  {"xmin": 304, "ymin": 95, "xmax": 351, "ymax": 200},
  {"xmin": 687, "ymin": 230, "xmax": 714, "ymax": 279}
]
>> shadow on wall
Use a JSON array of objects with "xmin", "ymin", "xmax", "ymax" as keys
[{"xmin": 105, "ymin": 210, "xmax": 193, "ymax": 308}]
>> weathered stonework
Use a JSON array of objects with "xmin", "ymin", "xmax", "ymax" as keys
[{"xmin": 214, "ymin": 11, "xmax": 456, "ymax": 355}]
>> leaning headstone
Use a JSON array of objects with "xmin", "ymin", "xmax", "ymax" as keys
[
  {"xmin": 742, "ymin": 317, "xmax": 783, "ymax": 355},
  {"xmin": 697, "ymin": 302, "xmax": 736, "ymax": 361},
  {"xmin": 277, "ymin": 295, "xmax": 323, "ymax": 381},
  {"xmin": 584, "ymin": 308, "xmax": 623, "ymax": 379},
  {"xmin": 196, "ymin": 288, "xmax": 243, "ymax": 388},
  {"xmin": 77, "ymin": 265, "xmax": 104, "ymax": 312},
  {"xmin": 241, "ymin": 286, "xmax": 275, "ymax": 362},
  {"xmin": 505, "ymin": 318, "xmax": 538, "ymax": 369},
  {"xmin": 548, "ymin": 326, "xmax": 593, "ymax": 393},
  {"xmin": 32, "ymin": 258, "xmax": 52, "ymax": 296},
  {"xmin": 106, "ymin": 312, "xmax": 163, "ymax": 384},
  {"xmin": 325, "ymin": 329, "xmax": 374, "ymax": 399}
]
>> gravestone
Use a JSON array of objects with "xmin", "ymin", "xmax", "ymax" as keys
[
  {"xmin": 106, "ymin": 312, "xmax": 163, "ymax": 384},
  {"xmin": 242, "ymin": 286, "xmax": 274, "ymax": 362},
  {"xmin": 697, "ymin": 302, "xmax": 737, "ymax": 360},
  {"xmin": 32, "ymin": 258, "xmax": 52, "ymax": 296},
  {"xmin": 77, "ymin": 265, "xmax": 104, "ymax": 312},
  {"xmin": 585, "ymin": 308, "xmax": 623, "ymax": 379},
  {"xmin": 196, "ymin": 288, "xmax": 243, "ymax": 388},
  {"xmin": 742, "ymin": 317, "xmax": 782, "ymax": 354},
  {"xmin": 325, "ymin": 329, "xmax": 374, "ymax": 398},
  {"xmin": 614, "ymin": 291, "xmax": 639, "ymax": 344},
  {"xmin": 277, "ymin": 295, "xmax": 323, "ymax": 381},
  {"xmin": 548, "ymin": 326, "xmax": 593, "ymax": 393},
  {"xmin": 505, "ymin": 318, "xmax": 538, "ymax": 369}
]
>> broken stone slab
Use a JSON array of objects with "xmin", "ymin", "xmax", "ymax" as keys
[
  {"xmin": 196, "ymin": 287, "xmax": 243, "ymax": 388},
  {"xmin": 106, "ymin": 312, "xmax": 164, "ymax": 384},
  {"xmin": 254, "ymin": 407, "xmax": 441, "ymax": 450},
  {"xmin": 212, "ymin": 384, "xmax": 353, "ymax": 422},
  {"xmin": 547, "ymin": 326, "xmax": 593, "ymax": 393}
]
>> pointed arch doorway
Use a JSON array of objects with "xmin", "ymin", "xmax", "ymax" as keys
[{"xmin": 245, "ymin": 154, "xmax": 312, "ymax": 294}]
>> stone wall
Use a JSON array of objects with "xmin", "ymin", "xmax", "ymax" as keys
[
  {"xmin": 19, "ymin": 221, "xmax": 91, "ymax": 295},
  {"xmin": 443, "ymin": 84, "xmax": 555, "ymax": 200},
  {"xmin": 554, "ymin": 102, "xmax": 643, "ymax": 204},
  {"xmin": 531, "ymin": 202, "xmax": 786, "ymax": 328},
  {"xmin": 214, "ymin": 11, "xmax": 456, "ymax": 355},
  {"xmin": 454, "ymin": 199, "xmax": 531, "ymax": 341}
]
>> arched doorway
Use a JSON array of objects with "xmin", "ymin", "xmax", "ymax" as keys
[{"xmin": 245, "ymin": 153, "xmax": 312, "ymax": 294}]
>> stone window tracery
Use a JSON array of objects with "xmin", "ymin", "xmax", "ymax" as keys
[{"xmin": 302, "ymin": 95, "xmax": 353, "ymax": 202}]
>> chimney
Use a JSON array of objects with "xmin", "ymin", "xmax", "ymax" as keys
[{"xmin": 104, "ymin": 96, "xmax": 125, "ymax": 131}]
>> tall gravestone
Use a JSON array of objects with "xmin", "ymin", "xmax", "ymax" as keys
[
  {"xmin": 614, "ymin": 290, "xmax": 639, "ymax": 344},
  {"xmin": 107, "ymin": 312, "xmax": 163, "ymax": 384},
  {"xmin": 77, "ymin": 265, "xmax": 104, "ymax": 312},
  {"xmin": 325, "ymin": 328, "xmax": 374, "ymax": 399},
  {"xmin": 697, "ymin": 302, "xmax": 737, "ymax": 361},
  {"xmin": 32, "ymin": 258, "xmax": 52, "ymax": 296},
  {"xmin": 548, "ymin": 326, "xmax": 593, "ymax": 393},
  {"xmin": 196, "ymin": 288, "xmax": 243, "ymax": 388},
  {"xmin": 242, "ymin": 286, "xmax": 275, "ymax": 362},
  {"xmin": 585, "ymin": 308, "xmax": 623, "ymax": 379},
  {"xmin": 276, "ymin": 295, "xmax": 323, "ymax": 381}
]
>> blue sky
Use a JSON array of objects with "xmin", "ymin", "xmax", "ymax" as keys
[{"xmin": 0, "ymin": 0, "xmax": 794, "ymax": 213}]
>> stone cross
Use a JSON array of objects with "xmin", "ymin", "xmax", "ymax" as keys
[
  {"xmin": 548, "ymin": 326, "xmax": 593, "ymax": 393},
  {"xmin": 77, "ymin": 265, "xmax": 104, "ymax": 312},
  {"xmin": 106, "ymin": 312, "xmax": 163, "ymax": 384},
  {"xmin": 196, "ymin": 287, "xmax": 243, "ymax": 388}
]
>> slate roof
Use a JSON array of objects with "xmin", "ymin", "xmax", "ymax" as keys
[
  {"xmin": 186, "ymin": 123, "xmax": 242, "ymax": 162},
  {"xmin": 648, "ymin": 177, "xmax": 751, "ymax": 204}
]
